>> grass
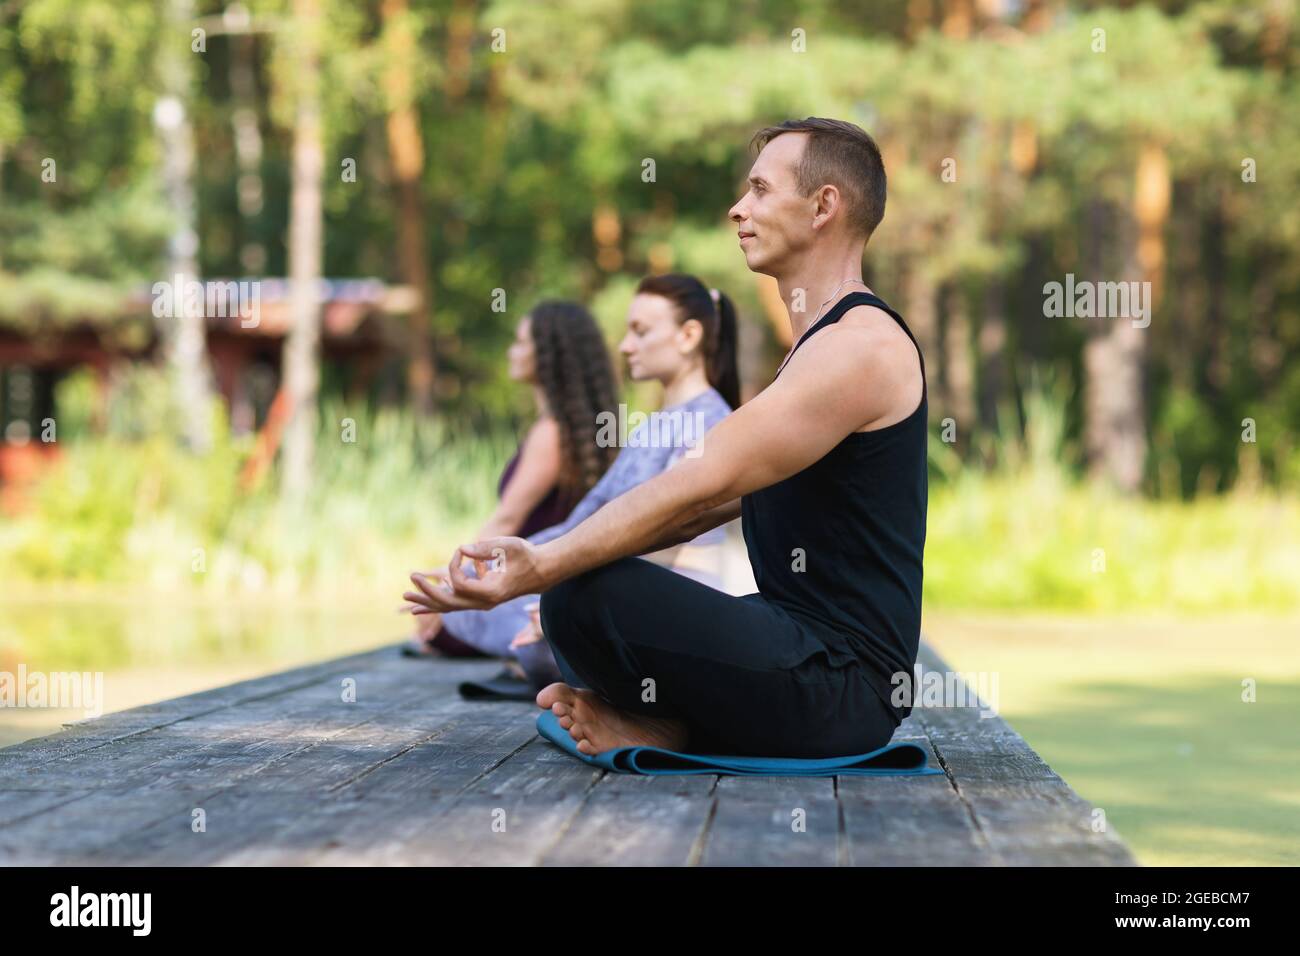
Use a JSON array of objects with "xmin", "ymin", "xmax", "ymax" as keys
[
  {"xmin": 0, "ymin": 397, "xmax": 515, "ymax": 600},
  {"xmin": 922, "ymin": 371, "xmax": 1300, "ymax": 613},
  {"xmin": 922, "ymin": 466, "xmax": 1300, "ymax": 612},
  {"xmin": 4, "ymin": 382, "xmax": 1298, "ymax": 613},
  {"xmin": 926, "ymin": 609, "xmax": 1300, "ymax": 866}
]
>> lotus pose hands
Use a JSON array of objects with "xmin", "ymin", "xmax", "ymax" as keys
[{"xmin": 404, "ymin": 537, "xmax": 548, "ymax": 613}]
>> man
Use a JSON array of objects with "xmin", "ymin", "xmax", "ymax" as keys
[{"xmin": 405, "ymin": 117, "xmax": 928, "ymax": 759}]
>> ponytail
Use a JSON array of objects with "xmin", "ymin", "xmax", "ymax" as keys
[{"xmin": 707, "ymin": 289, "xmax": 741, "ymax": 409}]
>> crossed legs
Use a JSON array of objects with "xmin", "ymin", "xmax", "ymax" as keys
[{"xmin": 537, "ymin": 556, "xmax": 897, "ymax": 758}]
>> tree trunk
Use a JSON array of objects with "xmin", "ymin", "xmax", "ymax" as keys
[
  {"xmin": 1084, "ymin": 302, "xmax": 1146, "ymax": 494},
  {"xmin": 939, "ymin": 280, "xmax": 975, "ymax": 446},
  {"xmin": 941, "ymin": 0, "xmax": 974, "ymax": 39},
  {"xmin": 281, "ymin": 0, "xmax": 324, "ymax": 499},
  {"xmin": 901, "ymin": 250, "xmax": 938, "ymax": 424},
  {"xmin": 382, "ymin": 0, "xmax": 435, "ymax": 414},
  {"xmin": 226, "ymin": 4, "xmax": 267, "ymax": 275},
  {"xmin": 1199, "ymin": 186, "xmax": 1228, "ymax": 399},
  {"xmin": 977, "ymin": 278, "xmax": 1008, "ymax": 440},
  {"xmin": 156, "ymin": 0, "xmax": 215, "ymax": 452},
  {"xmin": 1083, "ymin": 183, "xmax": 1149, "ymax": 495}
]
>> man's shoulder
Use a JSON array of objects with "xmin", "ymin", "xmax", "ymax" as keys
[
  {"xmin": 796, "ymin": 309, "xmax": 912, "ymax": 375},
  {"xmin": 835, "ymin": 301, "xmax": 911, "ymax": 345},
  {"xmin": 783, "ymin": 308, "xmax": 922, "ymax": 429}
]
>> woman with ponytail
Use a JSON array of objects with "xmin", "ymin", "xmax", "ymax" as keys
[{"xmin": 407, "ymin": 274, "xmax": 743, "ymax": 699}]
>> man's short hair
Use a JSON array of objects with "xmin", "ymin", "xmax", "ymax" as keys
[{"xmin": 750, "ymin": 117, "xmax": 887, "ymax": 241}]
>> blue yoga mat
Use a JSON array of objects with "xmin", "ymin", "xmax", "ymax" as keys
[{"xmin": 536, "ymin": 710, "xmax": 944, "ymax": 777}]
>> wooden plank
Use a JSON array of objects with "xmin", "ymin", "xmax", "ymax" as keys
[
  {"xmin": 942, "ymin": 778, "xmax": 1136, "ymax": 866},
  {"xmin": 700, "ymin": 774, "xmax": 839, "ymax": 866},
  {"xmin": 0, "ymin": 786, "xmax": 228, "ymax": 865},
  {"xmin": 540, "ymin": 771, "xmax": 718, "ymax": 867},
  {"xmin": 0, "ymin": 646, "xmax": 402, "ymax": 772},
  {"xmin": 91, "ymin": 789, "xmax": 403, "ymax": 866},
  {"xmin": 838, "ymin": 755, "xmax": 991, "ymax": 867},
  {"xmin": 0, "ymin": 657, "xmax": 454, "ymax": 792},
  {"xmin": 0, "ymin": 789, "xmax": 93, "ymax": 828},
  {"xmin": 0, "ymin": 638, "xmax": 1140, "ymax": 866},
  {"xmin": 187, "ymin": 704, "xmax": 548, "ymax": 864},
  {"xmin": 321, "ymin": 737, "xmax": 604, "ymax": 866},
  {"xmin": 338, "ymin": 704, "xmax": 542, "ymax": 799},
  {"xmin": 0, "ymin": 661, "xmax": 495, "ymax": 864},
  {"xmin": 69, "ymin": 687, "xmax": 502, "ymax": 864}
]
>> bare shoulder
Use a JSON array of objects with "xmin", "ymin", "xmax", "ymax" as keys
[
  {"xmin": 527, "ymin": 415, "xmax": 561, "ymax": 441},
  {"xmin": 792, "ymin": 305, "xmax": 923, "ymax": 432},
  {"xmin": 836, "ymin": 302, "xmax": 914, "ymax": 350},
  {"xmin": 521, "ymin": 415, "xmax": 562, "ymax": 457}
]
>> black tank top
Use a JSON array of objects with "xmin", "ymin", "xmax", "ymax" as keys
[{"xmin": 741, "ymin": 290, "xmax": 928, "ymax": 724}]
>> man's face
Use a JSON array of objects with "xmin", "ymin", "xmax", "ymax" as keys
[{"xmin": 728, "ymin": 133, "xmax": 815, "ymax": 276}]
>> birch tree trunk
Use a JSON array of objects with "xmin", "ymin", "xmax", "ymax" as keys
[
  {"xmin": 280, "ymin": 0, "xmax": 324, "ymax": 499},
  {"xmin": 382, "ymin": 0, "xmax": 435, "ymax": 413},
  {"xmin": 156, "ymin": 0, "xmax": 214, "ymax": 452}
]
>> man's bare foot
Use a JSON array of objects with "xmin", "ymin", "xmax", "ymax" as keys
[{"xmin": 536, "ymin": 683, "xmax": 688, "ymax": 756}]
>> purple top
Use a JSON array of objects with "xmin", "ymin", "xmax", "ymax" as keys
[{"xmin": 497, "ymin": 441, "xmax": 576, "ymax": 539}]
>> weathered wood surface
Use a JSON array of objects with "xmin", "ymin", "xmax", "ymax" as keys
[{"xmin": 0, "ymin": 639, "xmax": 1137, "ymax": 866}]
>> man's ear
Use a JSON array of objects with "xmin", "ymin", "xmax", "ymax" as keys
[{"xmin": 812, "ymin": 184, "xmax": 840, "ymax": 230}]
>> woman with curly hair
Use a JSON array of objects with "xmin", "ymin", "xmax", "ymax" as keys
[
  {"xmin": 404, "ymin": 300, "xmax": 619, "ymax": 656},
  {"xmin": 404, "ymin": 274, "xmax": 742, "ymax": 701}
]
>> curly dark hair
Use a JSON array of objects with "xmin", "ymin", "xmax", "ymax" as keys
[{"xmin": 527, "ymin": 301, "xmax": 621, "ymax": 506}]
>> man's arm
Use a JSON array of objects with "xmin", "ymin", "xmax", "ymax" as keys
[
  {"xmin": 406, "ymin": 320, "xmax": 910, "ymax": 612},
  {"xmin": 634, "ymin": 497, "xmax": 742, "ymax": 556},
  {"xmin": 526, "ymin": 319, "xmax": 916, "ymax": 581}
]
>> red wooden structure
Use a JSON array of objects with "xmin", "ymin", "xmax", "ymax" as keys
[{"xmin": 0, "ymin": 278, "xmax": 412, "ymax": 507}]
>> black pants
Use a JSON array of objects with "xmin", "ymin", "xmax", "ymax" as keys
[{"xmin": 539, "ymin": 557, "xmax": 898, "ymax": 758}]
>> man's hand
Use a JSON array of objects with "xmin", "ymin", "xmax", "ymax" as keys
[
  {"xmin": 398, "ymin": 565, "xmax": 449, "ymax": 615},
  {"xmin": 403, "ymin": 537, "xmax": 547, "ymax": 613}
]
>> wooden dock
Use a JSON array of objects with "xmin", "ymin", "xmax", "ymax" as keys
[{"xmin": 0, "ymin": 639, "xmax": 1137, "ymax": 865}]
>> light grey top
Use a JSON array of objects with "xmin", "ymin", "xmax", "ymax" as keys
[
  {"xmin": 440, "ymin": 386, "xmax": 734, "ymax": 660},
  {"xmin": 529, "ymin": 386, "xmax": 733, "ymax": 547}
]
